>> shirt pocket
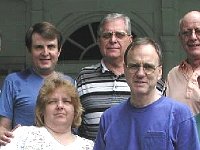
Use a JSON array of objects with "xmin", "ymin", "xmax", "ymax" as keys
[{"xmin": 142, "ymin": 131, "xmax": 166, "ymax": 150}]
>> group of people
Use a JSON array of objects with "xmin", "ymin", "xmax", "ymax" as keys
[{"xmin": 0, "ymin": 10, "xmax": 199, "ymax": 150}]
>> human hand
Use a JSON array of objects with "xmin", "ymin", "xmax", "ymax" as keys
[
  {"xmin": 0, "ymin": 124, "xmax": 20, "ymax": 146},
  {"xmin": 0, "ymin": 130, "xmax": 13, "ymax": 146}
]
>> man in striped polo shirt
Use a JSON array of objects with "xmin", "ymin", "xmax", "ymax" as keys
[{"xmin": 77, "ymin": 13, "xmax": 165, "ymax": 141}]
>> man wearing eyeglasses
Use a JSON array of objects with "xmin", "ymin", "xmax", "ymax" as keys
[
  {"xmin": 94, "ymin": 37, "xmax": 200, "ymax": 150},
  {"xmin": 77, "ymin": 13, "xmax": 165, "ymax": 141},
  {"xmin": 165, "ymin": 11, "xmax": 200, "ymax": 116}
]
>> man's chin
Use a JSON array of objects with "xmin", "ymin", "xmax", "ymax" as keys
[
  {"xmin": 35, "ymin": 67, "xmax": 54, "ymax": 75},
  {"xmin": 133, "ymin": 88, "xmax": 146, "ymax": 94}
]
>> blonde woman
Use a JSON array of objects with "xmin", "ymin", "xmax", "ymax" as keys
[{"xmin": 1, "ymin": 73, "xmax": 94, "ymax": 150}]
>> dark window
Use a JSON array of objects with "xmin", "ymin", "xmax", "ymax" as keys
[
  {"xmin": 59, "ymin": 22, "xmax": 136, "ymax": 61},
  {"xmin": 59, "ymin": 22, "xmax": 101, "ymax": 61}
]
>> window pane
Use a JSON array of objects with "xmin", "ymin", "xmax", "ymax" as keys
[
  {"xmin": 83, "ymin": 45, "xmax": 101, "ymax": 60},
  {"xmin": 69, "ymin": 25, "xmax": 93, "ymax": 48},
  {"xmin": 59, "ymin": 22, "xmax": 101, "ymax": 61},
  {"xmin": 59, "ymin": 40, "xmax": 83, "ymax": 60}
]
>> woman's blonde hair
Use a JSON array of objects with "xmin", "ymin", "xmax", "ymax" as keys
[{"xmin": 35, "ymin": 72, "xmax": 83, "ymax": 128}]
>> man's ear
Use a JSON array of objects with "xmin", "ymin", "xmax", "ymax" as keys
[
  {"xmin": 58, "ymin": 48, "xmax": 62, "ymax": 57},
  {"xmin": 178, "ymin": 32, "xmax": 182, "ymax": 41},
  {"xmin": 158, "ymin": 66, "xmax": 163, "ymax": 81},
  {"xmin": 130, "ymin": 35, "xmax": 133, "ymax": 43}
]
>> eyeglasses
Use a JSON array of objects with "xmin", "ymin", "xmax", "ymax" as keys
[
  {"xmin": 180, "ymin": 28, "xmax": 200, "ymax": 37},
  {"xmin": 126, "ymin": 63, "xmax": 160, "ymax": 75},
  {"xmin": 100, "ymin": 31, "xmax": 130, "ymax": 39}
]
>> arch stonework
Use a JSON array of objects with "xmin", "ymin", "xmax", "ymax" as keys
[
  {"xmin": 57, "ymin": 11, "xmax": 153, "ymax": 40},
  {"xmin": 0, "ymin": 0, "xmax": 200, "ymax": 80}
]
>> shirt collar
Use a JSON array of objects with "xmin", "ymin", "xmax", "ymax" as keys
[
  {"xmin": 101, "ymin": 59, "xmax": 109, "ymax": 73},
  {"xmin": 179, "ymin": 60, "xmax": 194, "ymax": 77}
]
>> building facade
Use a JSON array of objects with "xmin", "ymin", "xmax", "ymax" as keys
[{"xmin": 0, "ymin": 0, "xmax": 199, "ymax": 85}]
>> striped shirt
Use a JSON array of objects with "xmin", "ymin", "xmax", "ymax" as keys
[{"xmin": 77, "ymin": 61, "xmax": 165, "ymax": 140}]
